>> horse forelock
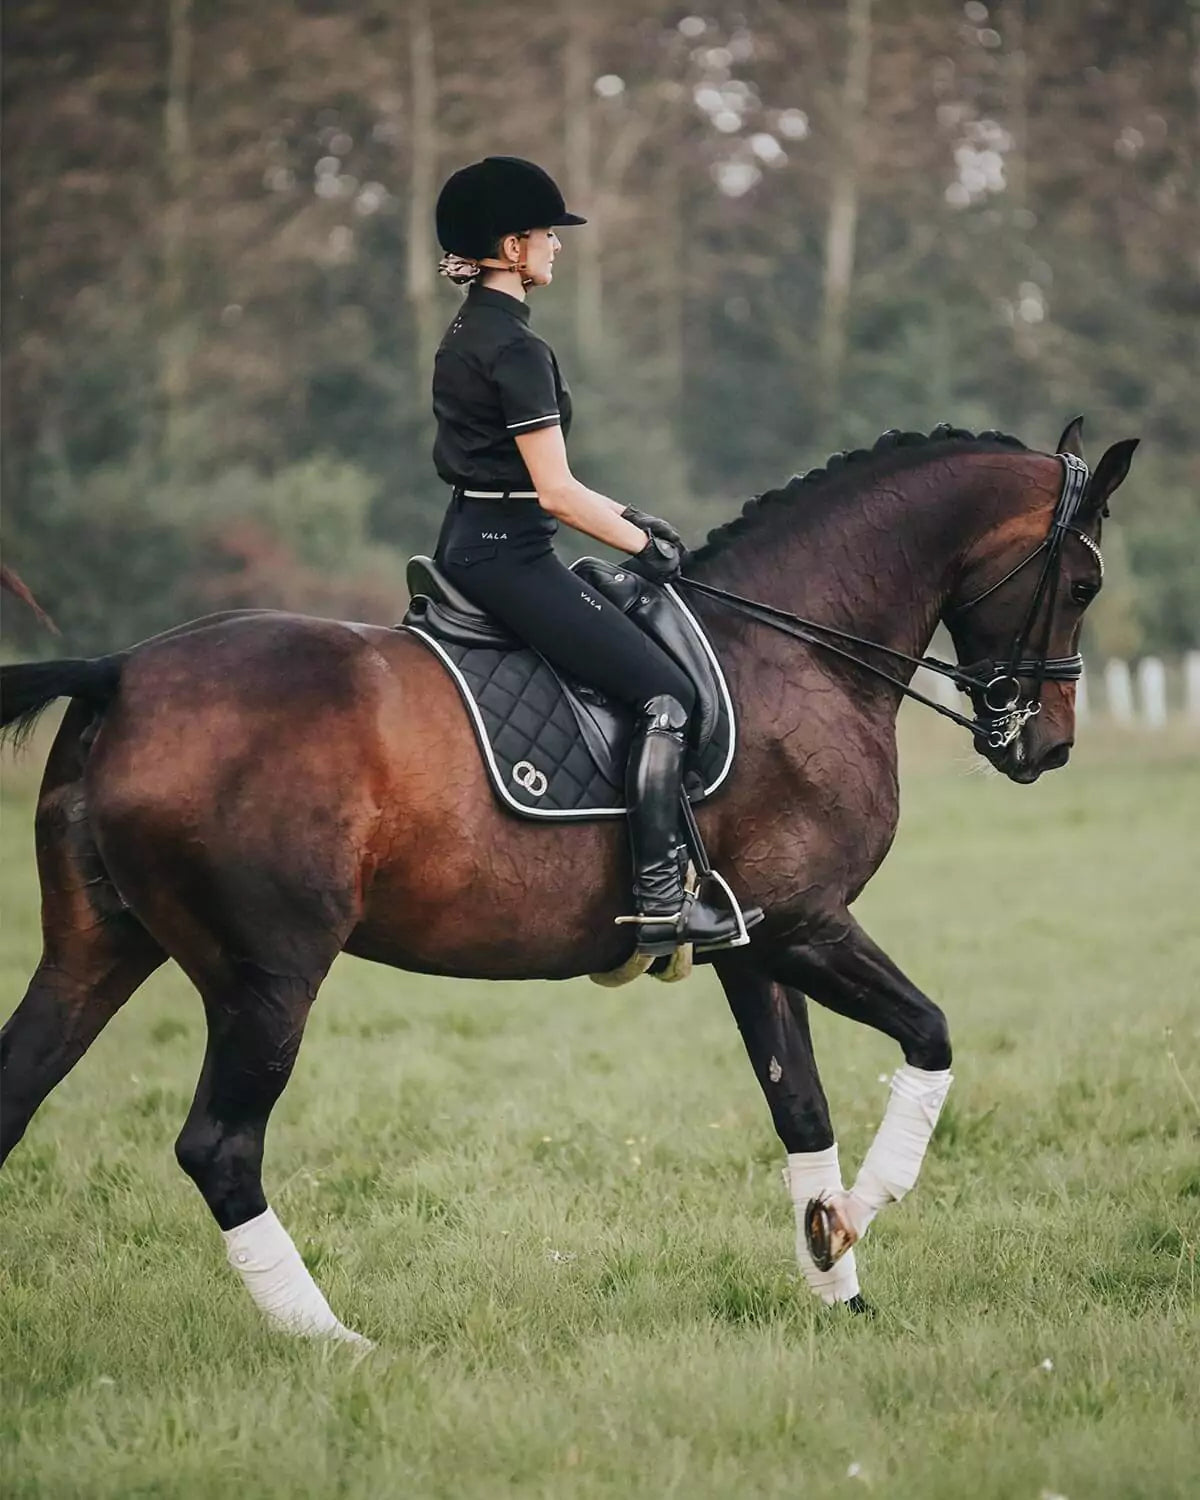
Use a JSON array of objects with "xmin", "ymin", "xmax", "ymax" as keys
[{"xmin": 690, "ymin": 425, "xmax": 1029, "ymax": 566}]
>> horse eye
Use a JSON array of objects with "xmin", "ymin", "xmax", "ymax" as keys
[{"xmin": 1070, "ymin": 580, "xmax": 1099, "ymax": 605}]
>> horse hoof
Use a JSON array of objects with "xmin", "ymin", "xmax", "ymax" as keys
[
  {"xmin": 844, "ymin": 1293, "xmax": 875, "ymax": 1318},
  {"xmin": 326, "ymin": 1322, "xmax": 375, "ymax": 1349},
  {"xmin": 804, "ymin": 1193, "xmax": 858, "ymax": 1273}
]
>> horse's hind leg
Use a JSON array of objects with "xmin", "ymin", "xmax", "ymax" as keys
[
  {"xmin": 71, "ymin": 672, "xmax": 373, "ymax": 1344},
  {"xmin": 1, "ymin": 775, "xmax": 165, "ymax": 1164},
  {"xmin": 171, "ymin": 952, "xmax": 369, "ymax": 1346}
]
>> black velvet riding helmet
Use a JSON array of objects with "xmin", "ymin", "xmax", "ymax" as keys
[{"xmin": 436, "ymin": 156, "xmax": 587, "ymax": 260}]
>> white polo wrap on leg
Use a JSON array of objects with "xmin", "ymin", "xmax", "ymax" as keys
[
  {"xmin": 784, "ymin": 1143, "xmax": 861, "ymax": 1305},
  {"xmin": 845, "ymin": 1064, "xmax": 952, "ymax": 1237},
  {"xmin": 223, "ymin": 1207, "xmax": 370, "ymax": 1345}
]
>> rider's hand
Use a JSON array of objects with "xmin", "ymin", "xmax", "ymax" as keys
[
  {"xmin": 627, "ymin": 535, "xmax": 685, "ymax": 585},
  {"xmin": 621, "ymin": 506, "xmax": 686, "ymax": 551}
]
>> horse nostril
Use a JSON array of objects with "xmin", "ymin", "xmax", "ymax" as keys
[{"xmin": 1042, "ymin": 743, "xmax": 1071, "ymax": 771}]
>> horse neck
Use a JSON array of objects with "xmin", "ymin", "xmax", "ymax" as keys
[{"xmin": 691, "ymin": 451, "xmax": 1021, "ymax": 697}]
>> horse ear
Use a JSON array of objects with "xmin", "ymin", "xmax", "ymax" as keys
[
  {"xmin": 1085, "ymin": 438, "xmax": 1139, "ymax": 518},
  {"xmin": 1056, "ymin": 415, "xmax": 1085, "ymax": 459}
]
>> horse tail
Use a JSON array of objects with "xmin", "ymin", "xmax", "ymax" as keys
[
  {"xmin": 0, "ymin": 564, "xmax": 60, "ymax": 636},
  {"xmin": 0, "ymin": 655, "xmax": 125, "ymax": 751}
]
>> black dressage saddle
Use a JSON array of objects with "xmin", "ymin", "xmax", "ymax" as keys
[{"xmin": 400, "ymin": 555, "xmax": 736, "ymax": 820}]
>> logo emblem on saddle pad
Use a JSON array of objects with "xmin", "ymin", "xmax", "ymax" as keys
[{"xmin": 512, "ymin": 760, "xmax": 549, "ymax": 797}]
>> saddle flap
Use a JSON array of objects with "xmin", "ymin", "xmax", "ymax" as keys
[
  {"xmin": 572, "ymin": 558, "xmax": 722, "ymax": 751},
  {"xmin": 558, "ymin": 680, "xmax": 629, "ymax": 788}
]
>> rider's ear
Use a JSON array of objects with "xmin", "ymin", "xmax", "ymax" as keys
[
  {"xmin": 1055, "ymin": 415, "xmax": 1085, "ymax": 460},
  {"xmin": 1084, "ymin": 438, "xmax": 1139, "ymax": 519}
]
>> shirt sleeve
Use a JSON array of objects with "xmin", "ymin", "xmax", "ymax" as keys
[{"xmin": 491, "ymin": 337, "xmax": 562, "ymax": 434}]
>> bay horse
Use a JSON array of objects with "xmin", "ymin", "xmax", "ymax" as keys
[{"xmin": 0, "ymin": 421, "xmax": 1136, "ymax": 1342}]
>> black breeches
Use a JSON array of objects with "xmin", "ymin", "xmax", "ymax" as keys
[{"xmin": 435, "ymin": 500, "xmax": 696, "ymax": 715}]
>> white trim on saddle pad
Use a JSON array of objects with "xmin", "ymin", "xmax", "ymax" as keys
[{"xmin": 403, "ymin": 574, "xmax": 737, "ymax": 822}]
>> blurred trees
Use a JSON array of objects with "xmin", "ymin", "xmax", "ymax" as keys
[{"xmin": 1, "ymin": 0, "xmax": 1196, "ymax": 655}]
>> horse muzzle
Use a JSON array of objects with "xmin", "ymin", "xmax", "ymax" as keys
[{"xmin": 980, "ymin": 717, "xmax": 1073, "ymax": 783}]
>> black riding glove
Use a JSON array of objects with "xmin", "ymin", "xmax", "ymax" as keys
[
  {"xmin": 621, "ymin": 506, "xmax": 686, "ymax": 551},
  {"xmin": 628, "ymin": 535, "xmax": 685, "ymax": 585}
]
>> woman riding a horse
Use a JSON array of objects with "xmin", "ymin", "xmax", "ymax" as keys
[
  {"xmin": 431, "ymin": 155, "xmax": 744, "ymax": 958},
  {"xmin": 0, "ymin": 149, "xmax": 1137, "ymax": 1338}
]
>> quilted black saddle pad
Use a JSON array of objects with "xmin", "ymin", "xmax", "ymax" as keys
[{"xmin": 402, "ymin": 562, "xmax": 736, "ymax": 820}]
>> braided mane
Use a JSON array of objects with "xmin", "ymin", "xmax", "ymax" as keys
[{"xmin": 690, "ymin": 423, "xmax": 1028, "ymax": 566}]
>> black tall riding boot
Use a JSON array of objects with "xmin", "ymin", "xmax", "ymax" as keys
[{"xmin": 619, "ymin": 694, "xmax": 746, "ymax": 957}]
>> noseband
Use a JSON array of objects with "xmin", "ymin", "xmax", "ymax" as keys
[{"xmin": 678, "ymin": 453, "xmax": 1099, "ymax": 751}]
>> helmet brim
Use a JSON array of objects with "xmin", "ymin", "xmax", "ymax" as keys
[{"xmin": 550, "ymin": 212, "xmax": 588, "ymax": 227}]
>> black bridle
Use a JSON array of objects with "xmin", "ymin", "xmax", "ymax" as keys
[{"xmin": 676, "ymin": 454, "xmax": 1098, "ymax": 752}]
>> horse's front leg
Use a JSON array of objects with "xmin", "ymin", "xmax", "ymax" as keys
[
  {"xmin": 714, "ymin": 952, "xmax": 863, "ymax": 1307},
  {"xmin": 771, "ymin": 914, "xmax": 954, "ymax": 1272}
]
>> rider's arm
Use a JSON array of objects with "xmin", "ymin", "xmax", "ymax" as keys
[{"xmin": 515, "ymin": 425, "xmax": 648, "ymax": 554}]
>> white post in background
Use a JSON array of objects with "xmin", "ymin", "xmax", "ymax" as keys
[
  {"xmin": 1136, "ymin": 657, "xmax": 1167, "ymax": 730},
  {"xmin": 933, "ymin": 671, "xmax": 959, "ymax": 711},
  {"xmin": 1075, "ymin": 665, "xmax": 1089, "ymax": 723},
  {"xmin": 1105, "ymin": 659, "xmax": 1134, "ymax": 725},
  {"xmin": 913, "ymin": 666, "xmax": 960, "ymax": 712},
  {"xmin": 1185, "ymin": 651, "xmax": 1200, "ymax": 728}
]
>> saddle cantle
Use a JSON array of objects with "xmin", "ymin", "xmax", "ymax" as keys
[{"xmin": 400, "ymin": 555, "xmax": 736, "ymax": 820}]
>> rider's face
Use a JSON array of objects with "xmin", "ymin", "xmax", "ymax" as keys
[{"xmin": 507, "ymin": 227, "xmax": 560, "ymax": 287}]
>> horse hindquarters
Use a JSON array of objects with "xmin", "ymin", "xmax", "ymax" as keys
[
  {"xmin": 72, "ymin": 648, "xmax": 377, "ymax": 1340},
  {"xmin": 1, "ymin": 706, "xmax": 166, "ymax": 1163}
]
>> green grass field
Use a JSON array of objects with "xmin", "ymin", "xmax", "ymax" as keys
[{"xmin": 2, "ymin": 718, "xmax": 1198, "ymax": 1499}]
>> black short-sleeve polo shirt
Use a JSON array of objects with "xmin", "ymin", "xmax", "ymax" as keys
[{"xmin": 431, "ymin": 284, "xmax": 572, "ymax": 491}]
